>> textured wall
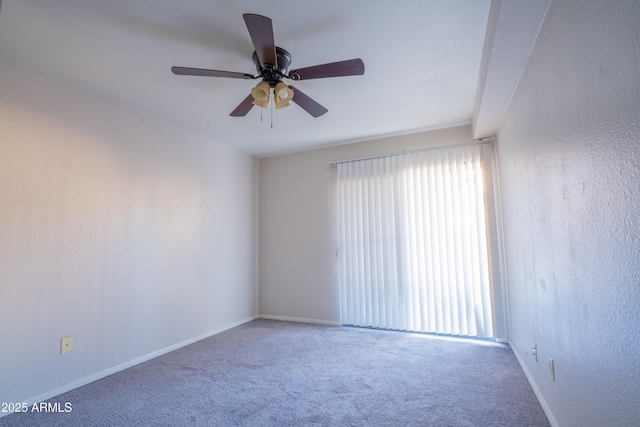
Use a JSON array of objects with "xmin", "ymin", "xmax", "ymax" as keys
[
  {"xmin": 0, "ymin": 57, "xmax": 258, "ymax": 405},
  {"xmin": 496, "ymin": 0, "xmax": 640, "ymax": 425},
  {"xmin": 259, "ymin": 125, "xmax": 510, "ymax": 333}
]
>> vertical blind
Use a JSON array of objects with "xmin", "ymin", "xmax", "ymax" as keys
[{"xmin": 337, "ymin": 144, "xmax": 493, "ymax": 338}]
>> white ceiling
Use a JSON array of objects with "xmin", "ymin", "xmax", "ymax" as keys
[{"xmin": 0, "ymin": 0, "xmax": 549, "ymax": 157}]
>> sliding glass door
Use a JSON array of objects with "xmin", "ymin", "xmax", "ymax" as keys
[{"xmin": 336, "ymin": 143, "xmax": 494, "ymax": 338}]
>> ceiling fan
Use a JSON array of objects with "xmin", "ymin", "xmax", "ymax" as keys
[{"xmin": 171, "ymin": 13, "xmax": 365, "ymax": 118}]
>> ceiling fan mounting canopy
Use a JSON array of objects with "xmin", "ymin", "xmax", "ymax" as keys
[{"xmin": 171, "ymin": 13, "xmax": 365, "ymax": 118}]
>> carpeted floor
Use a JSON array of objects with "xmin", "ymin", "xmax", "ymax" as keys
[{"xmin": 0, "ymin": 319, "xmax": 550, "ymax": 426}]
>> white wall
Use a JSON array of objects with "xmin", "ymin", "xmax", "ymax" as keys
[
  {"xmin": 0, "ymin": 56, "xmax": 258, "ymax": 407},
  {"xmin": 259, "ymin": 125, "xmax": 502, "ymax": 326},
  {"xmin": 495, "ymin": 0, "xmax": 640, "ymax": 425}
]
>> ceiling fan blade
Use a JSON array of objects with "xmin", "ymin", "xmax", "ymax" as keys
[
  {"xmin": 230, "ymin": 94, "xmax": 255, "ymax": 117},
  {"xmin": 288, "ymin": 58, "xmax": 365, "ymax": 80},
  {"xmin": 289, "ymin": 86, "xmax": 328, "ymax": 118},
  {"xmin": 172, "ymin": 66, "xmax": 255, "ymax": 79},
  {"xmin": 243, "ymin": 13, "xmax": 277, "ymax": 69}
]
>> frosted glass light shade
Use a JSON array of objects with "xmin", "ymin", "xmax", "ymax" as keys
[
  {"xmin": 274, "ymin": 82, "xmax": 294, "ymax": 109},
  {"xmin": 251, "ymin": 81, "xmax": 270, "ymax": 108}
]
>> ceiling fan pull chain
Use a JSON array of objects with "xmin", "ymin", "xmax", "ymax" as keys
[{"xmin": 270, "ymin": 89, "xmax": 274, "ymax": 128}]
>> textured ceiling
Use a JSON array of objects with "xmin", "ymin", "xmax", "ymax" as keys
[{"xmin": 0, "ymin": 1, "xmax": 547, "ymax": 157}]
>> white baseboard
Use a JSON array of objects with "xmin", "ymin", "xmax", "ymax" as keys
[
  {"xmin": 509, "ymin": 340, "xmax": 559, "ymax": 427},
  {"xmin": 0, "ymin": 315, "xmax": 258, "ymax": 419},
  {"xmin": 259, "ymin": 314, "xmax": 340, "ymax": 326}
]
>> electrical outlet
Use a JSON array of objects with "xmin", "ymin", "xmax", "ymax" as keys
[
  {"xmin": 532, "ymin": 343, "xmax": 538, "ymax": 361},
  {"xmin": 548, "ymin": 357, "xmax": 555, "ymax": 381},
  {"xmin": 60, "ymin": 336, "xmax": 73, "ymax": 354}
]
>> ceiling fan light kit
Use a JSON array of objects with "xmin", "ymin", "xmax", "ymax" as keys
[{"xmin": 171, "ymin": 13, "xmax": 365, "ymax": 118}]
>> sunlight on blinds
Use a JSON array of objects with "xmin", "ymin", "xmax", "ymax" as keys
[{"xmin": 337, "ymin": 144, "xmax": 493, "ymax": 337}]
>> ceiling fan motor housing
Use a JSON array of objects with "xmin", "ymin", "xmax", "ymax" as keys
[{"xmin": 253, "ymin": 47, "xmax": 292, "ymax": 86}]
